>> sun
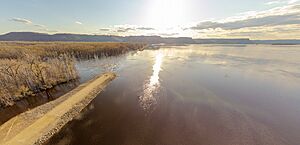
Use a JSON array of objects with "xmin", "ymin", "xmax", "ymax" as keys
[{"xmin": 145, "ymin": 0, "xmax": 188, "ymax": 29}]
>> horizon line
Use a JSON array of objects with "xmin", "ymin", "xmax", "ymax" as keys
[{"xmin": 1, "ymin": 31, "xmax": 300, "ymax": 41}]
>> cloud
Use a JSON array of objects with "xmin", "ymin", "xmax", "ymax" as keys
[
  {"xmin": 9, "ymin": 17, "xmax": 57, "ymax": 33},
  {"xmin": 158, "ymin": 33, "xmax": 179, "ymax": 37},
  {"xmin": 221, "ymin": 24, "xmax": 300, "ymax": 39},
  {"xmin": 9, "ymin": 17, "xmax": 47, "ymax": 28},
  {"xmin": 191, "ymin": 14, "xmax": 300, "ymax": 30},
  {"xmin": 190, "ymin": 4, "xmax": 300, "ymax": 30},
  {"xmin": 187, "ymin": 4, "xmax": 300, "ymax": 39},
  {"xmin": 33, "ymin": 24, "xmax": 46, "ymax": 28},
  {"xmin": 265, "ymin": 0, "xmax": 299, "ymax": 5},
  {"xmin": 190, "ymin": 23, "xmax": 300, "ymax": 39},
  {"xmin": 136, "ymin": 27, "xmax": 155, "ymax": 31},
  {"xmin": 10, "ymin": 18, "xmax": 32, "ymax": 24},
  {"xmin": 96, "ymin": 24, "xmax": 158, "ymax": 36},
  {"xmin": 99, "ymin": 28, "xmax": 111, "ymax": 31},
  {"xmin": 114, "ymin": 25, "xmax": 155, "ymax": 32},
  {"xmin": 265, "ymin": 0, "xmax": 285, "ymax": 5},
  {"xmin": 288, "ymin": 0, "xmax": 299, "ymax": 4},
  {"xmin": 116, "ymin": 27, "xmax": 135, "ymax": 33},
  {"xmin": 75, "ymin": 21, "xmax": 83, "ymax": 25},
  {"xmin": 38, "ymin": 28, "xmax": 58, "ymax": 33},
  {"xmin": 96, "ymin": 25, "xmax": 157, "ymax": 36}
]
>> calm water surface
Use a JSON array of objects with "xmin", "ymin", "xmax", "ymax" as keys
[{"xmin": 48, "ymin": 44, "xmax": 300, "ymax": 145}]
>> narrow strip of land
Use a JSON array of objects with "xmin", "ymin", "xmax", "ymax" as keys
[{"xmin": 0, "ymin": 72, "xmax": 116, "ymax": 145}]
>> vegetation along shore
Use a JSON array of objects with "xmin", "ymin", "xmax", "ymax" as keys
[{"xmin": 0, "ymin": 42, "xmax": 146, "ymax": 108}]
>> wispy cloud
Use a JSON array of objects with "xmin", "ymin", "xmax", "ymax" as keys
[
  {"xmin": 75, "ymin": 21, "xmax": 83, "ymax": 25},
  {"xmin": 211, "ymin": 24, "xmax": 300, "ymax": 39},
  {"xmin": 97, "ymin": 25, "xmax": 156, "ymax": 36},
  {"xmin": 10, "ymin": 18, "xmax": 32, "ymax": 24},
  {"xmin": 288, "ymin": 0, "xmax": 299, "ymax": 4},
  {"xmin": 136, "ymin": 27, "xmax": 155, "ymax": 31},
  {"xmin": 183, "ymin": 4, "xmax": 300, "ymax": 39},
  {"xmin": 9, "ymin": 17, "xmax": 46, "ymax": 28},
  {"xmin": 116, "ymin": 27, "xmax": 135, "ymax": 33},
  {"xmin": 191, "ymin": 14, "xmax": 300, "ymax": 30},
  {"xmin": 265, "ymin": 0, "xmax": 285, "ymax": 5},
  {"xmin": 38, "ymin": 28, "xmax": 58, "ymax": 33},
  {"xmin": 9, "ymin": 17, "xmax": 57, "ymax": 33},
  {"xmin": 113, "ymin": 25, "xmax": 155, "ymax": 33},
  {"xmin": 33, "ymin": 24, "xmax": 46, "ymax": 28},
  {"xmin": 265, "ymin": 0, "xmax": 299, "ymax": 5},
  {"xmin": 99, "ymin": 28, "xmax": 111, "ymax": 31},
  {"xmin": 94, "ymin": 24, "xmax": 157, "ymax": 36},
  {"xmin": 191, "ymin": 5, "xmax": 300, "ymax": 30},
  {"xmin": 106, "ymin": 25, "xmax": 154, "ymax": 33},
  {"xmin": 158, "ymin": 32, "xmax": 179, "ymax": 37}
]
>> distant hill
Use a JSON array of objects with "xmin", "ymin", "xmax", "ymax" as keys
[
  {"xmin": 0, "ymin": 32, "xmax": 300, "ymax": 44},
  {"xmin": 253, "ymin": 40, "xmax": 300, "ymax": 45},
  {"xmin": 0, "ymin": 32, "xmax": 124, "ymax": 42},
  {"xmin": 0, "ymin": 32, "xmax": 53, "ymax": 41},
  {"xmin": 194, "ymin": 38, "xmax": 253, "ymax": 44}
]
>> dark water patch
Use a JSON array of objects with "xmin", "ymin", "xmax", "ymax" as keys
[{"xmin": 0, "ymin": 80, "xmax": 79, "ymax": 125}]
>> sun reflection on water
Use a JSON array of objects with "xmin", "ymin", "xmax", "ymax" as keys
[{"xmin": 139, "ymin": 52, "xmax": 164, "ymax": 112}]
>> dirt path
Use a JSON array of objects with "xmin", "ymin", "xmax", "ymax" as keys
[{"xmin": 0, "ymin": 72, "xmax": 116, "ymax": 145}]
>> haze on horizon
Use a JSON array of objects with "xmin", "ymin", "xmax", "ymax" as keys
[{"xmin": 0, "ymin": 0, "xmax": 300, "ymax": 39}]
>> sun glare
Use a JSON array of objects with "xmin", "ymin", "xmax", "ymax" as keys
[
  {"xmin": 145, "ymin": 0, "xmax": 189, "ymax": 30},
  {"xmin": 139, "ymin": 52, "xmax": 164, "ymax": 112}
]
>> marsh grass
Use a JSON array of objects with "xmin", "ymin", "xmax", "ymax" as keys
[
  {"xmin": 0, "ymin": 42, "xmax": 145, "ymax": 108},
  {"xmin": 0, "ymin": 42, "xmax": 145, "ymax": 59}
]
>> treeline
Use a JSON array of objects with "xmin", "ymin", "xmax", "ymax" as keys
[{"xmin": 0, "ymin": 42, "xmax": 146, "ymax": 108}]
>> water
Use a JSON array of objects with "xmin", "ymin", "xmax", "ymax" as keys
[
  {"xmin": 0, "ymin": 81, "xmax": 79, "ymax": 125},
  {"xmin": 47, "ymin": 44, "xmax": 300, "ymax": 145}
]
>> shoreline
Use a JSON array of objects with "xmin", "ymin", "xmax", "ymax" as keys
[
  {"xmin": 0, "ymin": 79, "xmax": 80, "ymax": 125},
  {"xmin": 0, "ymin": 79, "xmax": 80, "ymax": 110},
  {"xmin": 0, "ymin": 72, "xmax": 116, "ymax": 145}
]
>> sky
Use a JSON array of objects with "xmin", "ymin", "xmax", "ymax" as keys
[{"xmin": 0, "ymin": 0, "xmax": 299, "ymax": 39}]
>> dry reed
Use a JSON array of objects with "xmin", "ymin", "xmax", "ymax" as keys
[{"xmin": 0, "ymin": 42, "xmax": 145, "ymax": 108}]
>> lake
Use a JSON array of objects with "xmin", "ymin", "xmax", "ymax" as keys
[{"xmin": 47, "ymin": 44, "xmax": 300, "ymax": 145}]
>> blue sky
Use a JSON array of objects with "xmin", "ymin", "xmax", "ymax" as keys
[{"xmin": 0, "ymin": 0, "xmax": 299, "ymax": 39}]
